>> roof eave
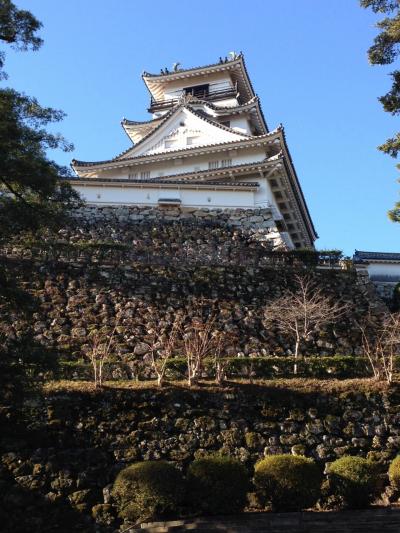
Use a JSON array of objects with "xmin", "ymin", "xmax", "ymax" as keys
[
  {"xmin": 142, "ymin": 57, "xmax": 243, "ymax": 83},
  {"xmin": 66, "ymin": 177, "xmax": 259, "ymax": 192},
  {"xmin": 142, "ymin": 55, "xmax": 255, "ymax": 103},
  {"xmin": 71, "ymin": 159, "xmax": 284, "ymax": 189},
  {"xmin": 278, "ymin": 128, "xmax": 318, "ymax": 243},
  {"xmin": 113, "ymin": 103, "xmax": 251, "ymax": 162},
  {"xmin": 71, "ymin": 131, "xmax": 281, "ymax": 172}
]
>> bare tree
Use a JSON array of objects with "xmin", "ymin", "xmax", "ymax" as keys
[
  {"xmin": 213, "ymin": 330, "xmax": 238, "ymax": 385},
  {"xmin": 212, "ymin": 329, "xmax": 227, "ymax": 385},
  {"xmin": 181, "ymin": 310, "xmax": 225, "ymax": 387},
  {"xmin": 360, "ymin": 313, "xmax": 400, "ymax": 384},
  {"xmin": 85, "ymin": 323, "xmax": 118, "ymax": 388},
  {"xmin": 146, "ymin": 315, "xmax": 182, "ymax": 387},
  {"xmin": 182, "ymin": 316, "xmax": 213, "ymax": 387},
  {"xmin": 263, "ymin": 274, "xmax": 348, "ymax": 374},
  {"xmin": 145, "ymin": 303, "xmax": 234, "ymax": 387}
]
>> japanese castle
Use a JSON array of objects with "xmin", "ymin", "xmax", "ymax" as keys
[{"xmin": 70, "ymin": 53, "xmax": 317, "ymax": 249}]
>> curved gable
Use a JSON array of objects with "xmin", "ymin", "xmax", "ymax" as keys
[{"xmin": 117, "ymin": 106, "xmax": 248, "ymax": 159}]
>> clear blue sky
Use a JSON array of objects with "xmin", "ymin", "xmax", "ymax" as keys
[{"xmin": 3, "ymin": 0, "xmax": 400, "ymax": 255}]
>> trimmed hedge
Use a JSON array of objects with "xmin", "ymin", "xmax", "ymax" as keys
[
  {"xmin": 57, "ymin": 355, "xmax": 386, "ymax": 381},
  {"xmin": 254, "ymin": 455, "xmax": 322, "ymax": 511},
  {"xmin": 112, "ymin": 461, "xmax": 184, "ymax": 522},
  {"xmin": 187, "ymin": 455, "xmax": 249, "ymax": 515},
  {"xmin": 327, "ymin": 456, "xmax": 379, "ymax": 509},
  {"xmin": 389, "ymin": 456, "xmax": 400, "ymax": 490},
  {"xmin": 167, "ymin": 355, "xmax": 372, "ymax": 379}
]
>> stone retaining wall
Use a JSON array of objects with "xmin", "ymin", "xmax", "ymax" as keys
[
  {"xmin": 1, "ymin": 206, "xmax": 388, "ymax": 374},
  {"xmin": 74, "ymin": 205, "xmax": 287, "ymax": 249},
  {"xmin": 1, "ymin": 384, "xmax": 400, "ymax": 531},
  {"xmin": 374, "ymin": 281, "xmax": 398, "ymax": 301},
  {"xmin": 0, "ymin": 260, "xmax": 385, "ymax": 366}
]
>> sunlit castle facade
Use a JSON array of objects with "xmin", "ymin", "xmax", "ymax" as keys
[{"xmin": 70, "ymin": 53, "xmax": 317, "ymax": 249}]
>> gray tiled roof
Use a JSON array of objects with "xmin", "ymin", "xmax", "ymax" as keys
[
  {"xmin": 142, "ymin": 54, "xmax": 244, "ymax": 79},
  {"xmin": 64, "ymin": 176, "xmax": 259, "ymax": 188},
  {"xmin": 353, "ymin": 250, "xmax": 400, "ymax": 262}
]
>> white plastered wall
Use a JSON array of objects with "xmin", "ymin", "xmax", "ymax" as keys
[
  {"xmin": 122, "ymin": 108, "xmax": 244, "ymax": 158},
  {"xmin": 239, "ymin": 175, "xmax": 279, "ymax": 210},
  {"xmin": 162, "ymin": 72, "xmax": 234, "ymax": 101},
  {"xmin": 365, "ymin": 263, "xmax": 400, "ymax": 280},
  {"xmin": 74, "ymin": 184, "xmax": 256, "ymax": 209},
  {"xmin": 230, "ymin": 116, "xmax": 252, "ymax": 135}
]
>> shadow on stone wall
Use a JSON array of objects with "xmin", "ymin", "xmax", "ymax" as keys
[
  {"xmin": 1, "ymin": 382, "xmax": 399, "ymax": 531},
  {"xmin": 0, "ymin": 257, "xmax": 384, "ymax": 370}
]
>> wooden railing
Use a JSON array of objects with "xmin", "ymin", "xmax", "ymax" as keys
[{"xmin": 148, "ymin": 85, "xmax": 238, "ymax": 112}]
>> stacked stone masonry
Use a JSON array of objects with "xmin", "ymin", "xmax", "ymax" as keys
[
  {"xmin": 0, "ymin": 205, "xmax": 387, "ymax": 373},
  {"xmin": 75, "ymin": 205, "xmax": 285, "ymax": 249},
  {"xmin": 2, "ymin": 385, "xmax": 400, "ymax": 531},
  {"xmin": 0, "ymin": 259, "xmax": 386, "ymax": 369}
]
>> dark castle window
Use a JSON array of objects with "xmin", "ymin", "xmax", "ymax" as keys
[{"xmin": 184, "ymin": 84, "xmax": 209, "ymax": 98}]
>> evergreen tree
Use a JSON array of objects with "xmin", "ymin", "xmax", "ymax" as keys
[
  {"xmin": 0, "ymin": 0, "xmax": 80, "ymax": 243},
  {"xmin": 0, "ymin": 0, "xmax": 81, "ymax": 290},
  {"xmin": 361, "ymin": 0, "xmax": 400, "ymax": 221},
  {"xmin": 0, "ymin": 1, "xmax": 80, "ymax": 401}
]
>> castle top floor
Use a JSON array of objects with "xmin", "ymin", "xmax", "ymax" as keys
[{"xmin": 142, "ymin": 53, "xmax": 255, "ymax": 116}]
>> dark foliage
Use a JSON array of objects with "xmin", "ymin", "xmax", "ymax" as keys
[
  {"xmin": 327, "ymin": 456, "xmax": 380, "ymax": 508},
  {"xmin": 0, "ymin": 323, "xmax": 58, "ymax": 405},
  {"xmin": 391, "ymin": 281, "xmax": 400, "ymax": 311},
  {"xmin": 0, "ymin": 0, "xmax": 42, "ymax": 78},
  {"xmin": 186, "ymin": 455, "xmax": 249, "ymax": 515},
  {"xmin": 361, "ymin": 0, "xmax": 400, "ymax": 220},
  {"xmin": 0, "ymin": 0, "xmax": 81, "ymax": 243},
  {"xmin": 389, "ymin": 455, "xmax": 400, "ymax": 489},
  {"xmin": 0, "ymin": 88, "xmax": 81, "ymax": 241},
  {"xmin": 254, "ymin": 454, "xmax": 322, "ymax": 511},
  {"xmin": 112, "ymin": 461, "xmax": 184, "ymax": 522},
  {"xmin": 0, "ymin": 1, "xmax": 82, "ymax": 397}
]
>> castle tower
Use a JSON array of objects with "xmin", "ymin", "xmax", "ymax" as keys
[{"xmin": 70, "ymin": 54, "xmax": 317, "ymax": 249}]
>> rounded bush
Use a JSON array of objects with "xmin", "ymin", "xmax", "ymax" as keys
[
  {"xmin": 112, "ymin": 461, "xmax": 184, "ymax": 522},
  {"xmin": 254, "ymin": 454, "xmax": 322, "ymax": 511},
  {"xmin": 328, "ymin": 456, "xmax": 379, "ymax": 509},
  {"xmin": 187, "ymin": 455, "xmax": 249, "ymax": 515},
  {"xmin": 389, "ymin": 456, "xmax": 400, "ymax": 490}
]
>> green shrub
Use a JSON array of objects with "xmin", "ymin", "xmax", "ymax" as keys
[
  {"xmin": 328, "ymin": 456, "xmax": 379, "ymax": 509},
  {"xmin": 254, "ymin": 454, "xmax": 322, "ymax": 511},
  {"xmin": 187, "ymin": 455, "xmax": 249, "ymax": 515},
  {"xmin": 58, "ymin": 355, "xmax": 400, "ymax": 381},
  {"xmin": 165, "ymin": 355, "xmax": 374, "ymax": 380},
  {"xmin": 112, "ymin": 461, "xmax": 184, "ymax": 522},
  {"xmin": 389, "ymin": 456, "xmax": 400, "ymax": 490},
  {"xmin": 391, "ymin": 282, "xmax": 400, "ymax": 312}
]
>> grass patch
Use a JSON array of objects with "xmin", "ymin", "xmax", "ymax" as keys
[{"xmin": 42, "ymin": 377, "xmax": 394, "ymax": 395}]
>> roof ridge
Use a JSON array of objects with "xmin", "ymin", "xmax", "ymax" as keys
[
  {"xmin": 111, "ymin": 102, "xmax": 251, "ymax": 162},
  {"xmin": 185, "ymin": 104, "xmax": 251, "ymax": 138},
  {"xmin": 142, "ymin": 54, "xmax": 244, "ymax": 79},
  {"xmin": 186, "ymin": 95, "xmax": 268, "ymax": 133},
  {"xmin": 187, "ymin": 95, "xmax": 257, "ymax": 111},
  {"xmin": 113, "ymin": 103, "xmax": 181, "ymax": 160},
  {"xmin": 354, "ymin": 251, "xmax": 400, "ymax": 257},
  {"xmin": 122, "ymin": 96, "xmax": 262, "ymax": 131},
  {"xmin": 72, "ymin": 150, "xmax": 283, "ymax": 174},
  {"xmin": 122, "ymin": 116, "xmax": 163, "ymax": 126},
  {"xmin": 65, "ymin": 176, "xmax": 259, "ymax": 188},
  {"xmin": 121, "ymin": 97, "xmax": 267, "ymax": 145},
  {"xmin": 71, "ymin": 132, "xmax": 280, "ymax": 168},
  {"xmin": 122, "ymin": 101, "xmax": 254, "ymax": 136}
]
